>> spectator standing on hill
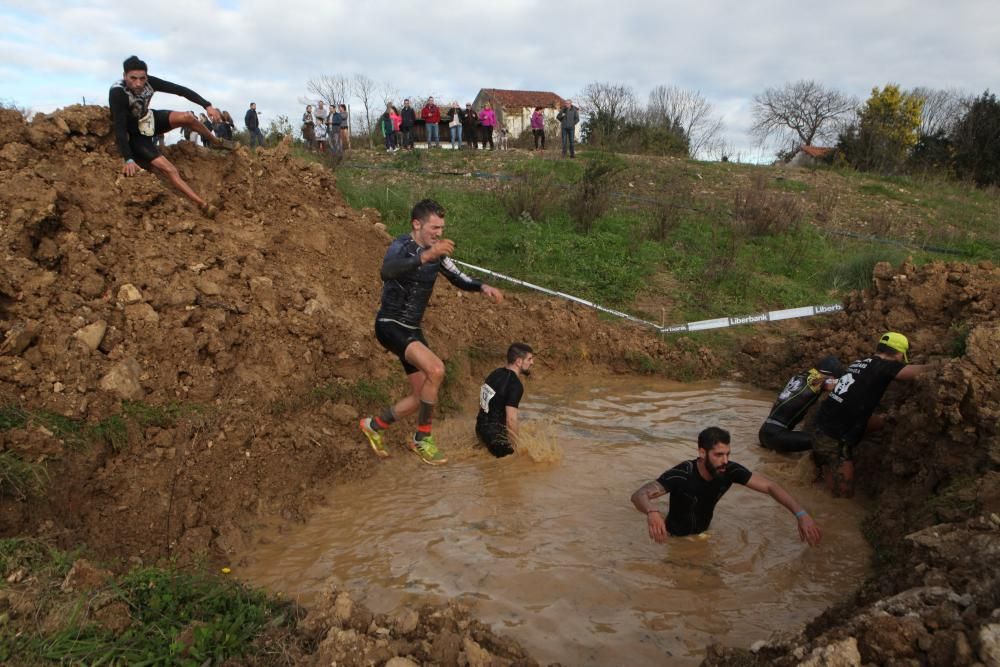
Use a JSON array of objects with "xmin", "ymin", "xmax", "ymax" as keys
[
  {"xmin": 811, "ymin": 332, "xmax": 928, "ymax": 498},
  {"xmin": 314, "ymin": 110, "xmax": 328, "ymax": 153},
  {"xmin": 380, "ymin": 104, "xmax": 396, "ymax": 152},
  {"xmin": 109, "ymin": 54, "xmax": 231, "ymax": 218},
  {"xmin": 557, "ymin": 99, "xmax": 579, "ymax": 157},
  {"xmin": 421, "ymin": 97, "xmax": 441, "ymax": 147},
  {"xmin": 214, "ymin": 110, "xmax": 235, "ymax": 140},
  {"xmin": 337, "ymin": 104, "xmax": 351, "ymax": 150},
  {"xmin": 463, "ymin": 103, "xmax": 479, "ymax": 149},
  {"xmin": 245, "ymin": 102, "xmax": 263, "ymax": 148},
  {"xmin": 314, "ymin": 100, "xmax": 328, "ymax": 128},
  {"xmin": 302, "ymin": 105, "xmax": 316, "ymax": 150},
  {"xmin": 198, "ymin": 112, "xmax": 215, "ymax": 146},
  {"xmin": 390, "ymin": 105, "xmax": 403, "ymax": 151},
  {"xmin": 400, "ymin": 99, "xmax": 417, "ymax": 150},
  {"xmin": 447, "ymin": 102, "xmax": 464, "ymax": 149},
  {"xmin": 479, "ymin": 102, "xmax": 496, "ymax": 150},
  {"xmin": 531, "ymin": 107, "xmax": 545, "ymax": 150},
  {"xmin": 359, "ymin": 199, "xmax": 504, "ymax": 465},
  {"xmin": 328, "ymin": 104, "xmax": 345, "ymax": 154}
]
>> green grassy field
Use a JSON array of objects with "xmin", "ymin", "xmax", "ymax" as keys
[{"xmin": 321, "ymin": 146, "xmax": 999, "ymax": 324}]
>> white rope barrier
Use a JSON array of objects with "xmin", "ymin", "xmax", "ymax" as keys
[{"xmin": 454, "ymin": 259, "xmax": 844, "ymax": 335}]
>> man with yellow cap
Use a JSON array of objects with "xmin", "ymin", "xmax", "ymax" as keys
[{"xmin": 811, "ymin": 332, "xmax": 928, "ymax": 497}]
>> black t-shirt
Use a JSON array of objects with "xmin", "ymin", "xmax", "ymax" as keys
[
  {"xmin": 476, "ymin": 368, "xmax": 523, "ymax": 434},
  {"xmin": 656, "ymin": 459, "xmax": 752, "ymax": 536},
  {"xmin": 814, "ymin": 356, "xmax": 906, "ymax": 445},
  {"xmin": 766, "ymin": 368, "xmax": 825, "ymax": 429}
]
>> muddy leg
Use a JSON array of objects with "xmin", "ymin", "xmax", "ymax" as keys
[{"xmin": 148, "ymin": 155, "xmax": 206, "ymax": 209}]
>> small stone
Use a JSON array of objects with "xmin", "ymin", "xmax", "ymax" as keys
[
  {"xmin": 1, "ymin": 320, "xmax": 40, "ymax": 355},
  {"xmin": 196, "ymin": 278, "xmax": 221, "ymax": 296},
  {"xmin": 392, "ymin": 608, "xmax": 419, "ymax": 635},
  {"xmin": 384, "ymin": 658, "xmax": 419, "ymax": 667},
  {"xmin": 334, "ymin": 592, "xmax": 353, "ymax": 624},
  {"xmin": 73, "ymin": 320, "xmax": 107, "ymax": 351},
  {"xmin": 979, "ymin": 624, "xmax": 1000, "ymax": 664},
  {"xmin": 53, "ymin": 382, "xmax": 64, "ymax": 393},
  {"xmin": 462, "ymin": 636, "xmax": 495, "ymax": 667},
  {"xmin": 116, "ymin": 283, "xmax": 143, "ymax": 305},
  {"xmin": 99, "ymin": 357, "xmax": 144, "ymax": 400}
]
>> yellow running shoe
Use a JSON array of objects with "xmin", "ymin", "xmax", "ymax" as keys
[
  {"xmin": 359, "ymin": 417, "xmax": 389, "ymax": 458},
  {"xmin": 408, "ymin": 434, "xmax": 447, "ymax": 465}
]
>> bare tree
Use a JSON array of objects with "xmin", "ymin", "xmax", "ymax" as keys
[
  {"xmin": 351, "ymin": 73, "xmax": 379, "ymax": 149},
  {"xmin": 308, "ymin": 74, "xmax": 350, "ymax": 108},
  {"xmin": 646, "ymin": 85, "xmax": 724, "ymax": 158},
  {"xmin": 909, "ymin": 86, "xmax": 967, "ymax": 137},
  {"xmin": 751, "ymin": 80, "xmax": 856, "ymax": 153},
  {"xmin": 577, "ymin": 82, "xmax": 639, "ymax": 140}
]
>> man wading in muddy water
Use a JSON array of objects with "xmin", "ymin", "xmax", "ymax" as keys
[
  {"xmin": 631, "ymin": 427, "xmax": 822, "ymax": 546},
  {"xmin": 811, "ymin": 332, "xmax": 928, "ymax": 497},
  {"xmin": 110, "ymin": 55, "xmax": 232, "ymax": 218},
  {"xmin": 360, "ymin": 199, "xmax": 504, "ymax": 465},
  {"xmin": 476, "ymin": 343, "xmax": 535, "ymax": 457}
]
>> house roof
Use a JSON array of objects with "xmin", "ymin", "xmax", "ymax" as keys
[
  {"xmin": 477, "ymin": 89, "xmax": 567, "ymax": 109},
  {"xmin": 799, "ymin": 145, "xmax": 833, "ymax": 158}
]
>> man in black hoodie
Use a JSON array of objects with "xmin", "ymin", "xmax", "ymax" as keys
[
  {"xmin": 109, "ymin": 55, "xmax": 230, "ymax": 217},
  {"xmin": 400, "ymin": 99, "xmax": 417, "ymax": 150}
]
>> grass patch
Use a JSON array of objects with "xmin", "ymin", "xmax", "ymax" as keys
[
  {"xmin": 0, "ymin": 537, "xmax": 82, "ymax": 580},
  {"xmin": 333, "ymin": 148, "xmax": 999, "ymax": 323},
  {"xmin": 0, "ymin": 452, "xmax": 48, "ymax": 499},
  {"xmin": 309, "ymin": 378, "xmax": 393, "ymax": 408},
  {"xmin": 11, "ymin": 565, "xmax": 295, "ymax": 666}
]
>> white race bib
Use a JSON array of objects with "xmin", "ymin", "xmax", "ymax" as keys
[
  {"xmin": 138, "ymin": 110, "xmax": 155, "ymax": 136},
  {"xmin": 479, "ymin": 383, "xmax": 496, "ymax": 412}
]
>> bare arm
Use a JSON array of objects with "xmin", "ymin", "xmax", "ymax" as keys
[
  {"xmin": 745, "ymin": 474, "xmax": 822, "ymax": 546},
  {"xmin": 895, "ymin": 364, "xmax": 929, "ymax": 381},
  {"xmin": 505, "ymin": 406, "xmax": 519, "ymax": 439},
  {"xmin": 631, "ymin": 480, "xmax": 669, "ymax": 544}
]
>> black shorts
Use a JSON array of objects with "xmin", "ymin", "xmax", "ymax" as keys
[
  {"xmin": 811, "ymin": 430, "xmax": 855, "ymax": 467},
  {"xmin": 375, "ymin": 319, "xmax": 426, "ymax": 375},
  {"xmin": 130, "ymin": 109, "xmax": 174, "ymax": 168},
  {"xmin": 758, "ymin": 423, "xmax": 813, "ymax": 453},
  {"xmin": 477, "ymin": 426, "xmax": 514, "ymax": 458}
]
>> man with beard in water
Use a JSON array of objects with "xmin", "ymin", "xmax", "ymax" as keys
[
  {"xmin": 109, "ymin": 55, "xmax": 232, "ymax": 218},
  {"xmin": 476, "ymin": 343, "xmax": 535, "ymax": 457},
  {"xmin": 631, "ymin": 427, "xmax": 822, "ymax": 545}
]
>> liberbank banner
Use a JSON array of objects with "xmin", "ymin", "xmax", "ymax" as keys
[
  {"xmin": 661, "ymin": 303, "xmax": 844, "ymax": 334},
  {"xmin": 454, "ymin": 259, "xmax": 845, "ymax": 336}
]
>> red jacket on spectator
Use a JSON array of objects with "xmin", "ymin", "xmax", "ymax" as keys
[{"xmin": 420, "ymin": 102, "xmax": 441, "ymax": 124}]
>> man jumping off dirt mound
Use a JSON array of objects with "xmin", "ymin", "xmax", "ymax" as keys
[
  {"xmin": 631, "ymin": 427, "xmax": 822, "ymax": 546},
  {"xmin": 109, "ymin": 55, "xmax": 233, "ymax": 218},
  {"xmin": 360, "ymin": 199, "xmax": 504, "ymax": 465}
]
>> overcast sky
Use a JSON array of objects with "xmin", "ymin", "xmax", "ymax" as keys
[{"xmin": 2, "ymin": 1, "xmax": 998, "ymax": 161}]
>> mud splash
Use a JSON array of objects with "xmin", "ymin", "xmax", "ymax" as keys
[{"xmin": 238, "ymin": 377, "xmax": 870, "ymax": 665}]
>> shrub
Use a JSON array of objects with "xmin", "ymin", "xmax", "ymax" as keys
[
  {"xmin": 499, "ymin": 173, "xmax": 557, "ymax": 223},
  {"xmin": 644, "ymin": 178, "xmax": 692, "ymax": 241},
  {"xmin": 568, "ymin": 154, "xmax": 624, "ymax": 233},
  {"xmin": 732, "ymin": 173, "xmax": 804, "ymax": 236},
  {"xmin": 0, "ymin": 452, "xmax": 47, "ymax": 499}
]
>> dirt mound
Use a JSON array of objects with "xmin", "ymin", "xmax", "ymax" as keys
[
  {"xmin": 0, "ymin": 106, "xmax": 708, "ymax": 580},
  {"xmin": 708, "ymin": 261, "xmax": 1000, "ymax": 665}
]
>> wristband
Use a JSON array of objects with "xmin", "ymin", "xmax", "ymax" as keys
[
  {"xmin": 795, "ymin": 510, "xmax": 808, "ymax": 518},
  {"xmin": 126, "ymin": 159, "xmax": 135, "ymax": 164}
]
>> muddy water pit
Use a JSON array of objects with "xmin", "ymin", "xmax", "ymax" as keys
[{"xmin": 239, "ymin": 377, "xmax": 871, "ymax": 665}]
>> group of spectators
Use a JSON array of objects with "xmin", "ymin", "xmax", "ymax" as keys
[
  {"xmin": 300, "ymin": 96, "xmax": 582, "ymax": 156},
  {"xmin": 301, "ymin": 100, "xmax": 351, "ymax": 154}
]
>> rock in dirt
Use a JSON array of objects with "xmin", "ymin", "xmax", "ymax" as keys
[
  {"xmin": 116, "ymin": 283, "xmax": 143, "ymax": 305},
  {"xmin": 1, "ymin": 320, "xmax": 40, "ymax": 356},
  {"xmin": 73, "ymin": 320, "xmax": 107, "ymax": 351},
  {"xmin": 98, "ymin": 356, "xmax": 144, "ymax": 400}
]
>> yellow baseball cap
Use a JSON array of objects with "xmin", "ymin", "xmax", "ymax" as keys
[{"xmin": 879, "ymin": 332, "xmax": 909, "ymax": 362}]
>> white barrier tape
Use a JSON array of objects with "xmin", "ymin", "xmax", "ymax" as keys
[{"xmin": 453, "ymin": 260, "xmax": 844, "ymax": 335}]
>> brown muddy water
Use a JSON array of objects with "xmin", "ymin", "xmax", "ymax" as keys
[{"xmin": 239, "ymin": 377, "xmax": 871, "ymax": 665}]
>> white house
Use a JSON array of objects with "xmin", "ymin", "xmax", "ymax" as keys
[{"xmin": 471, "ymin": 89, "xmax": 578, "ymax": 140}]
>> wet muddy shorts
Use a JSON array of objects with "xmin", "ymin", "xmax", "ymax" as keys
[
  {"xmin": 375, "ymin": 319, "xmax": 427, "ymax": 375},
  {"xmin": 811, "ymin": 430, "xmax": 855, "ymax": 467},
  {"xmin": 129, "ymin": 109, "xmax": 174, "ymax": 169},
  {"xmin": 476, "ymin": 426, "xmax": 514, "ymax": 458}
]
